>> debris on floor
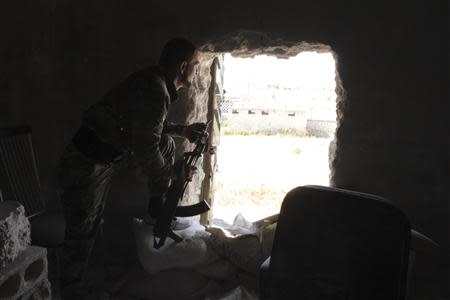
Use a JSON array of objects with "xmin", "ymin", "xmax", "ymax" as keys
[
  {"xmin": 0, "ymin": 202, "xmax": 51, "ymax": 299},
  {"xmin": 113, "ymin": 213, "xmax": 277, "ymax": 299}
]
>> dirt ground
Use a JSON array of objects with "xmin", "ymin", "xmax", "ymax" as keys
[{"xmin": 213, "ymin": 135, "xmax": 333, "ymax": 223}]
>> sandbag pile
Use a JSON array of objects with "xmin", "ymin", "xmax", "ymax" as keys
[{"xmin": 128, "ymin": 214, "xmax": 276, "ymax": 299}]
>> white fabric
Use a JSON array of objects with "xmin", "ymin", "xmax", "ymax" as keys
[
  {"xmin": 130, "ymin": 214, "xmax": 275, "ymax": 299},
  {"xmin": 211, "ymin": 214, "xmax": 259, "ymax": 236},
  {"xmin": 132, "ymin": 218, "xmax": 218, "ymax": 275}
]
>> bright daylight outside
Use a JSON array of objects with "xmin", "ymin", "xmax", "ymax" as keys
[{"xmin": 212, "ymin": 52, "xmax": 337, "ymax": 223}]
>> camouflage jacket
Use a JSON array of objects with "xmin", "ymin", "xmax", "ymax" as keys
[{"xmin": 79, "ymin": 66, "xmax": 184, "ymax": 174}]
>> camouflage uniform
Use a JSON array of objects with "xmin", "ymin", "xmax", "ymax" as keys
[{"xmin": 59, "ymin": 66, "xmax": 184, "ymax": 284}]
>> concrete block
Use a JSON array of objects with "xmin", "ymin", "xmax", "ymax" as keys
[
  {"xmin": 0, "ymin": 202, "xmax": 31, "ymax": 268},
  {"xmin": 0, "ymin": 246, "xmax": 49, "ymax": 300},
  {"xmin": 19, "ymin": 279, "xmax": 51, "ymax": 300}
]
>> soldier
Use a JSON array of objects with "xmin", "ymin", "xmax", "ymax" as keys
[{"xmin": 58, "ymin": 37, "xmax": 206, "ymax": 290}]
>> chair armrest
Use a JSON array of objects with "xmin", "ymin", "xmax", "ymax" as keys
[
  {"xmin": 411, "ymin": 229, "xmax": 439, "ymax": 253},
  {"xmin": 260, "ymin": 257, "xmax": 271, "ymax": 299},
  {"xmin": 260, "ymin": 256, "xmax": 271, "ymax": 273}
]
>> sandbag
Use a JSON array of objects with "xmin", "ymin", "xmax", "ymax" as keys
[
  {"xmin": 132, "ymin": 218, "xmax": 219, "ymax": 274},
  {"xmin": 206, "ymin": 227, "xmax": 263, "ymax": 275}
]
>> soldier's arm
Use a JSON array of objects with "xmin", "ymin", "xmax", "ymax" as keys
[
  {"xmin": 128, "ymin": 78, "xmax": 171, "ymax": 177},
  {"xmin": 162, "ymin": 122, "xmax": 186, "ymax": 136},
  {"xmin": 163, "ymin": 122, "xmax": 208, "ymax": 142}
]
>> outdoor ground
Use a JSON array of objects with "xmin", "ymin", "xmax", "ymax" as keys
[{"xmin": 212, "ymin": 135, "xmax": 334, "ymax": 223}]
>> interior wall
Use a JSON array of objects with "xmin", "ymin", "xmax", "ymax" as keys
[{"xmin": 1, "ymin": 0, "xmax": 448, "ymax": 295}]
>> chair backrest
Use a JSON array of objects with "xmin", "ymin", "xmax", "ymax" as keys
[
  {"xmin": 0, "ymin": 126, "xmax": 45, "ymax": 217},
  {"xmin": 269, "ymin": 185, "xmax": 411, "ymax": 300}
]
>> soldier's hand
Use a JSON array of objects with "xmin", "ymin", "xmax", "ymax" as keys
[{"xmin": 184, "ymin": 123, "xmax": 208, "ymax": 143}]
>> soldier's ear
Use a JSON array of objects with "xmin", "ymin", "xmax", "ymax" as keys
[{"xmin": 179, "ymin": 61, "xmax": 188, "ymax": 75}]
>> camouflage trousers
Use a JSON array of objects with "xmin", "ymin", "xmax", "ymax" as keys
[{"xmin": 58, "ymin": 134, "xmax": 175, "ymax": 284}]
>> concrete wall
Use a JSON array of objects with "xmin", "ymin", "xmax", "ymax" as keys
[{"xmin": 1, "ymin": 0, "xmax": 448, "ymax": 296}]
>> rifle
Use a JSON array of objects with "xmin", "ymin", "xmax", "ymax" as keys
[{"xmin": 153, "ymin": 123, "xmax": 211, "ymax": 249}]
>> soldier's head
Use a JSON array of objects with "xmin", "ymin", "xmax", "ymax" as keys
[{"xmin": 159, "ymin": 38, "xmax": 200, "ymax": 90}]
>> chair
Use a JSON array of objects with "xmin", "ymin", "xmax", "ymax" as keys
[
  {"xmin": 260, "ymin": 185, "xmax": 411, "ymax": 300},
  {"xmin": 0, "ymin": 126, "xmax": 44, "ymax": 217},
  {"xmin": 0, "ymin": 126, "xmax": 65, "ymax": 277}
]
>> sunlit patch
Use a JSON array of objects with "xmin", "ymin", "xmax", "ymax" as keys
[{"xmin": 213, "ymin": 52, "xmax": 337, "ymax": 223}]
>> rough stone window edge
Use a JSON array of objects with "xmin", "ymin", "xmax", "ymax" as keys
[{"xmin": 199, "ymin": 30, "xmax": 345, "ymax": 190}]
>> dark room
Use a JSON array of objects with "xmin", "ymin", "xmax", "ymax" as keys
[{"xmin": 0, "ymin": 1, "xmax": 448, "ymax": 299}]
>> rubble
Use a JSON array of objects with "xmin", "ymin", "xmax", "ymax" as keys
[{"xmin": 0, "ymin": 202, "xmax": 31, "ymax": 268}]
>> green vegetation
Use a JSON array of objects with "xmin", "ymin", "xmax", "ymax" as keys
[{"xmin": 221, "ymin": 127, "xmax": 310, "ymax": 137}]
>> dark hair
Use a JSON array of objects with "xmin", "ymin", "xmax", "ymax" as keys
[{"xmin": 159, "ymin": 38, "xmax": 197, "ymax": 69}]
